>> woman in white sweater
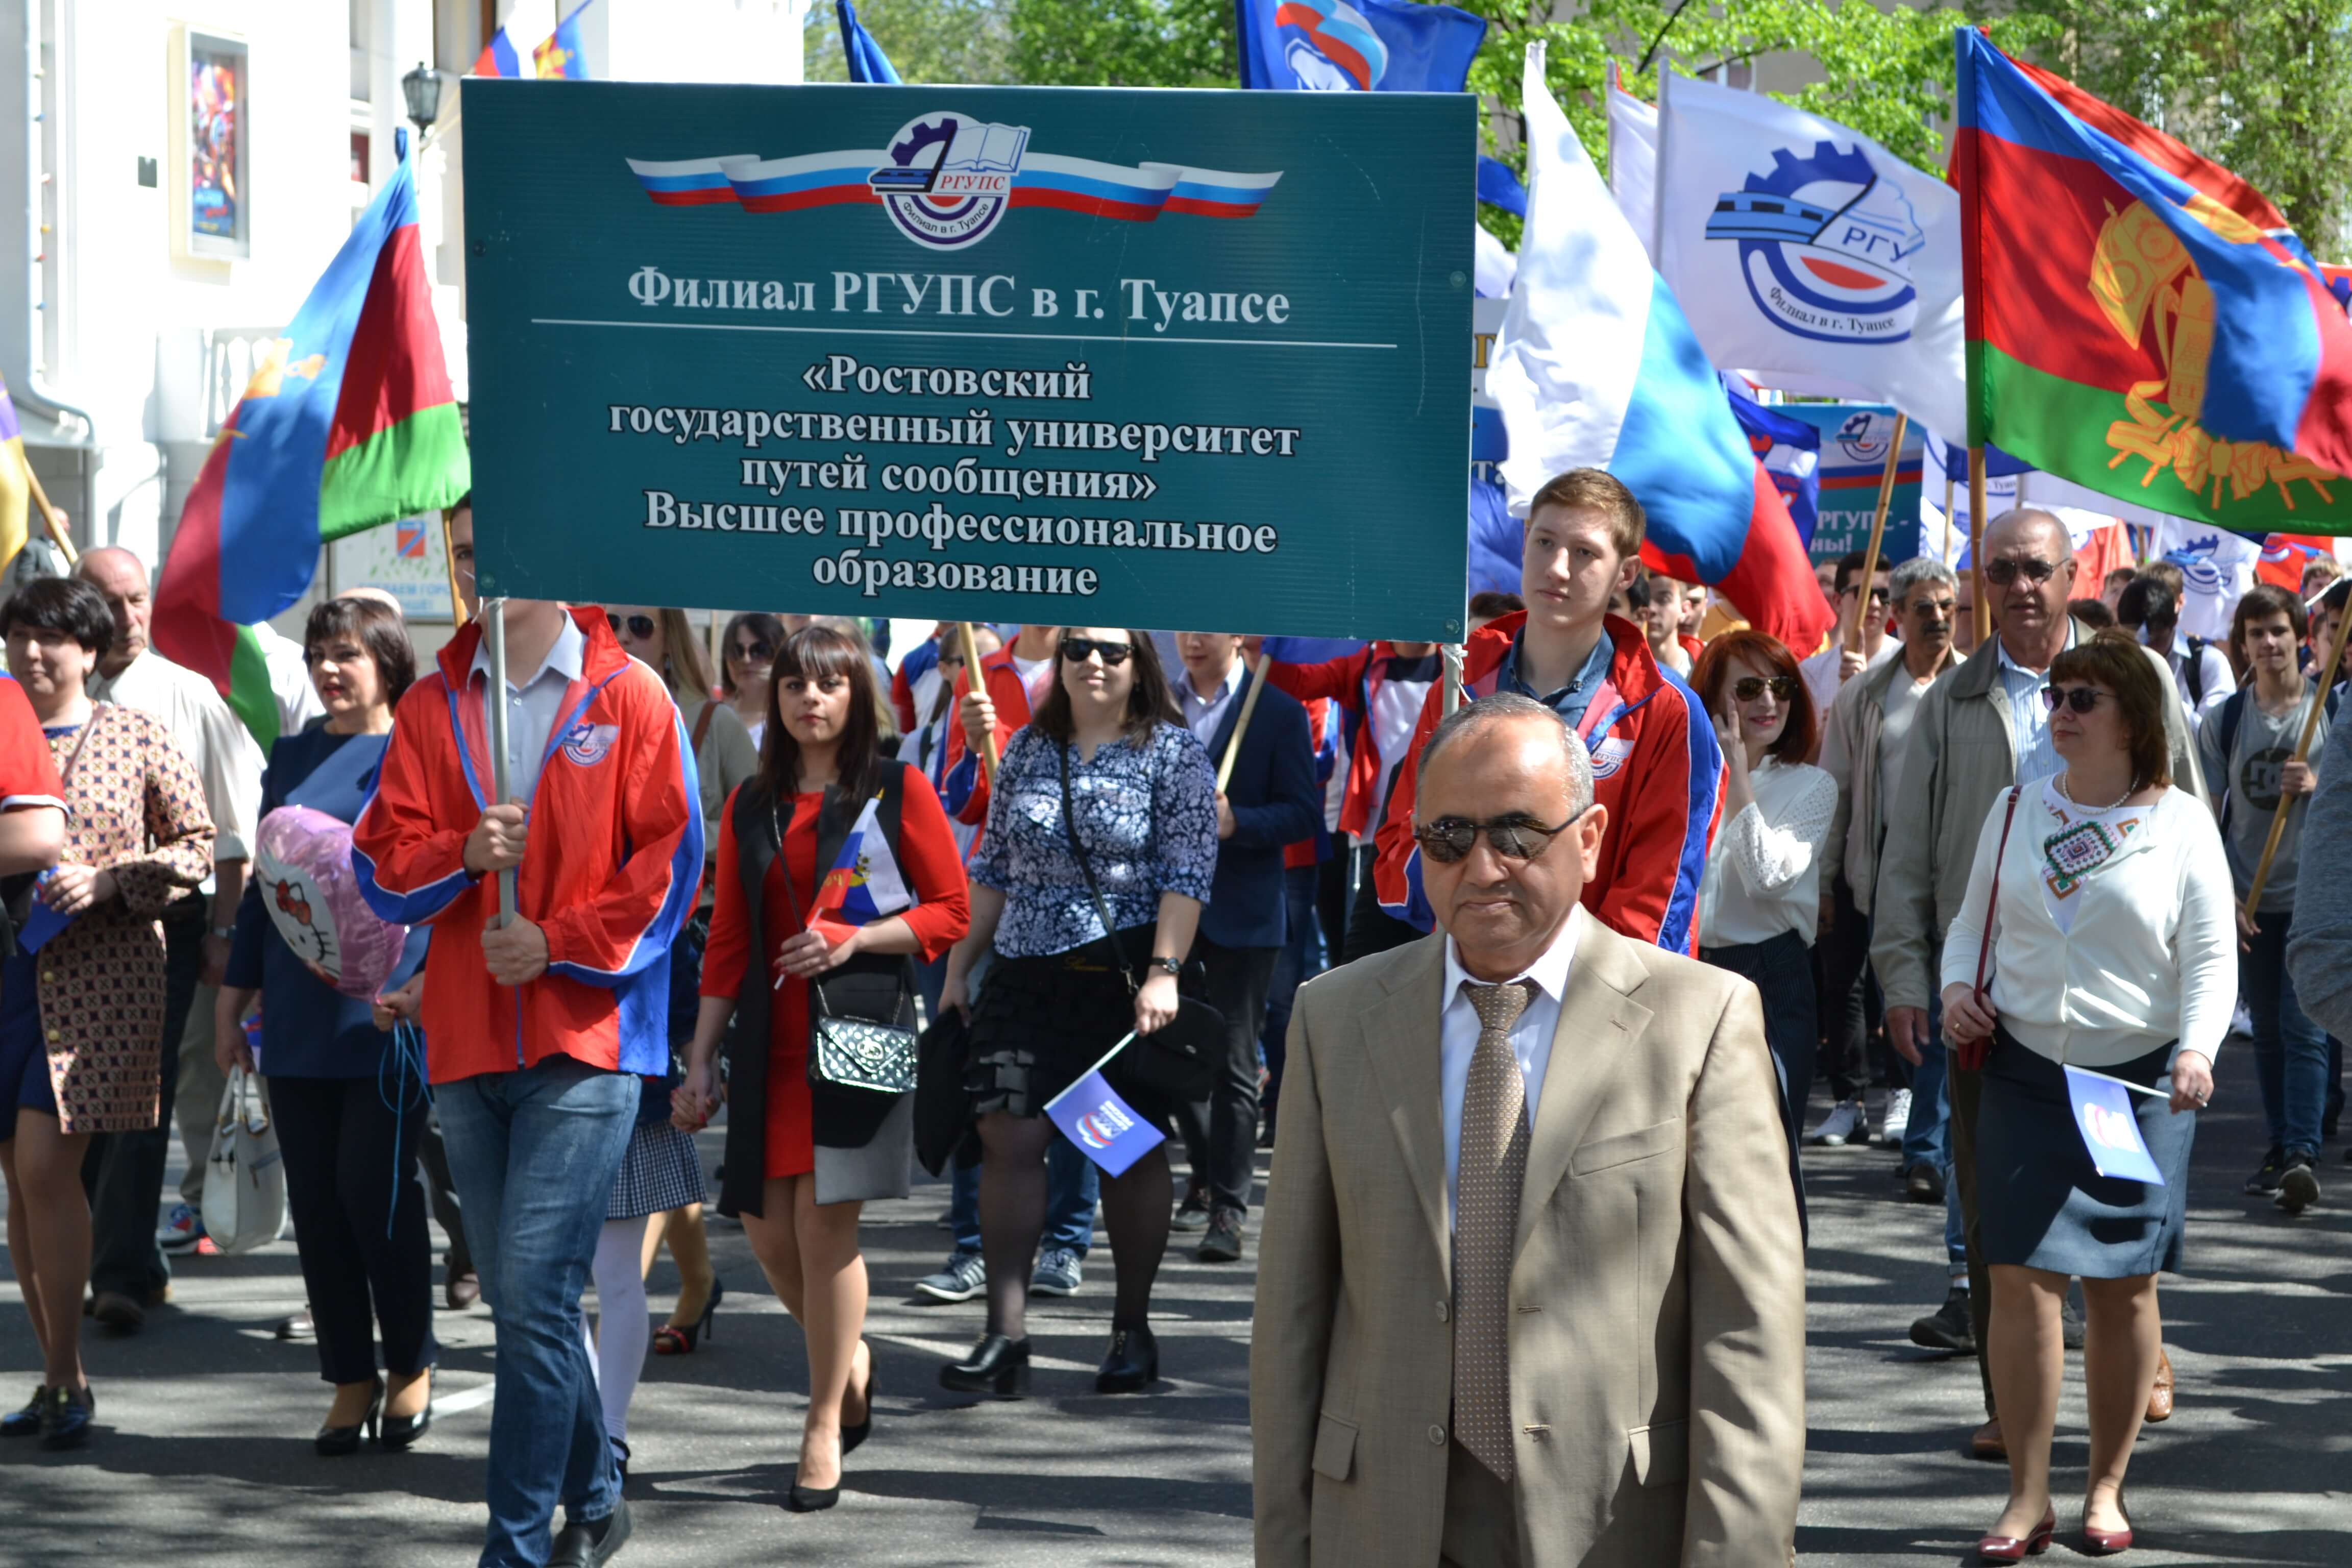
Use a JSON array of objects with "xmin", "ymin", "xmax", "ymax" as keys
[
  {"xmin": 1940, "ymin": 629, "xmax": 2231, "ymax": 1561},
  {"xmin": 1691, "ymin": 630, "xmax": 1838, "ymax": 1201}
]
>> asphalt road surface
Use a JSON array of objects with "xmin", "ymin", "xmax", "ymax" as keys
[{"xmin": 3, "ymin": 1066, "xmax": 2346, "ymax": 1565}]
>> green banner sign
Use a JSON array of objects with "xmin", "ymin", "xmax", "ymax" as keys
[{"xmin": 460, "ymin": 81, "xmax": 1475, "ymax": 640}]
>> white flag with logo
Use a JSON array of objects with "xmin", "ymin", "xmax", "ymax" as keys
[{"xmin": 1654, "ymin": 71, "xmax": 1966, "ymax": 445}]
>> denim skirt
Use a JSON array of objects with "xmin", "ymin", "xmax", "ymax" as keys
[{"xmin": 1976, "ymin": 1030, "xmax": 2194, "ymax": 1278}]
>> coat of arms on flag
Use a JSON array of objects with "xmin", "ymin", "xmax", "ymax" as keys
[{"xmin": 811, "ymin": 795, "xmax": 913, "ymax": 942}]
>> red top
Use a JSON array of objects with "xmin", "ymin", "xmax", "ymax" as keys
[
  {"xmin": 701, "ymin": 765, "xmax": 970, "ymax": 1179},
  {"xmin": 0, "ymin": 674, "xmax": 64, "ymax": 812}
]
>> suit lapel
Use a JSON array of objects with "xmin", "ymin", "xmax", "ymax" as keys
[
  {"xmin": 1516, "ymin": 910, "xmax": 1655, "ymax": 1260},
  {"xmin": 1359, "ymin": 936, "xmax": 1452, "ymax": 1275}
]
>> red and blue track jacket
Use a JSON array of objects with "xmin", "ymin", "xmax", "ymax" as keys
[
  {"xmin": 938, "ymin": 641, "xmax": 1047, "ymax": 827},
  {"xmin": 1264, "ymin": 640, "xmax": 1439, "ymax": 838},
  {"xmin": 352, "ymin": 607, "xmax": 704, "ymax": 1084},
  {"xmin": 1372, "ymin": 612, "xmax": 1724, "ymax": 954}
]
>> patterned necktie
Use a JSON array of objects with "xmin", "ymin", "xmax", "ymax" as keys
[{"xmin": 1455, "ymin": 977, "xmax": 1535, "ymax": 1484}]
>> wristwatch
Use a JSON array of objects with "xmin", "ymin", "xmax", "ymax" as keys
[{"xmin": 1146, "ymin": 955, "xmax": 1184, "ymax": 978}]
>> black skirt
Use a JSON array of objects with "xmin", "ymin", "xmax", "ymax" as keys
[
  {"xmin": 1975, "ymin": 1030, "xmax": 2194, "ymax": 1278},
  {"xmin": 965, "ymin": 925, "xmax": 1173, "ymax": 1125}
]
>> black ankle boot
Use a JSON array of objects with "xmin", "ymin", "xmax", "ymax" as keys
[
  {"xmin": 1095, "ymin": 1325, "xmax": 1159, "ymax": 1394},
  {"xmin": 940, "ymin": 1333, "xmax": 1030, "ymax": 1398}
]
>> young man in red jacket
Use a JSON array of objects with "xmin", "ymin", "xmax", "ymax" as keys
[
  {"xmin": 354, "ymin": 516, "xmax": 700, "ymax": 1568},
  {"xmin": 1374, "ymin": 468, "xmax": 1725, "ymax": 953}
]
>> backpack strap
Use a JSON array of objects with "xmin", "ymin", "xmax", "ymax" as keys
[
  {"xmin": 2184, "ymin": 636, "xmax": 2208, "ymax": 705},
  {"xmin": 2214, "ymin": 687, "xmax": 2246, "ymax": 833}
]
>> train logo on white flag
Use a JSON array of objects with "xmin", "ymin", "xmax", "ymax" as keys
[{"xmin": 1704, "ymin": 141, "xmax": 1926, "ymax": 345}]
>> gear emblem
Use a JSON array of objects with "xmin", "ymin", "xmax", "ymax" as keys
[{"xmin": 1705, "ymin": 139, "xmax": 1924, "ymax": 345}]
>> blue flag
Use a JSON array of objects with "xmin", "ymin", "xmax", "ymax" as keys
[
  {"xmin": 1045, "ymin": 1063, "xmax": 1165, "ymax": 1177},
  {"xmin": 1235, "ymin": 0, "xmax": 1486, "ymax": 93},
  {"xmin": 2063, "ymin": 1065, "xmax": 2166, "ymax": 1185},
  {"xmin": 1727, "ymin": 395, "xmax": 1823, "ymax": 551},
  {"xmin": 836, "ymin": 0, "xmax": 901, "ymax": 84},
  {"xmin": 1476, "ymin": 155, "xmax": 1527, "ymax": 216}
]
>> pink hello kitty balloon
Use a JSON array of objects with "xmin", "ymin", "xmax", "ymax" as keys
[{"xmin": 253, "ymin": 806, "xmax": 409, "ymax": 1001}]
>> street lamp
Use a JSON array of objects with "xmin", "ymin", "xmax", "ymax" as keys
[{"xmin": 402, "ymin": 63, "xmax": 444, "ymax": 137}]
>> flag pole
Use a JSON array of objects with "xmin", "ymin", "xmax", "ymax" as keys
[
  {"xmin": 441, "ymin": 507, "xmax": 468, "ymax": 627},
  {"xmin": 1941, "ymin": 471, "xmax": 1956, "ymax": 566},
  {"xmin": 1847, "ymin": 412, "xmax": 1908, "ymax": 655},
  {"xmin": 482, "ymin": 597, "xmax": 517, "ymax": 930},
  {"xmin": 1968, "ymin": 446, "xmax": 1991, "ymax": 646},
  {"xmin": 2242, "ymin": 622, "xmax": 2346, "ymax": 917},
  {"xmin": 955, "ymin": 620, "xmax": 998, "ymax": 785},
  {"xmin": 1215, "ymin": 651, "xmax": 1268, "ymax": 793},
  {"xmin": 1043, "ymin": 1031, "xmax": 1141, "ymax": 1113},
  {"xmin": 21, "ymin": 458, "xmax": 76, "ymax": 568},
  {"xmin": 1441, "ymin": 642, "xmax": 1464, "ymax": 718}
]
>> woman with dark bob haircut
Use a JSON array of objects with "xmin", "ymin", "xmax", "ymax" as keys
[
  {"xmin": 1941, "ymin": 629, "xmax": 2230, "ymax": 1559},
  {"xmin": 0, "ymin": 575, "xmax": 214, "ymax": 1449},
  {"xmin": 673, "ymin": 623, "xmax": 969, "ymax": 1511},
  {"xmin": 1688, "ymin": 629, "xmax": 1836, "ymax": 1214},
  {"xmin": 215, "ymin": 592, "xmax": 433, "ymax": 1455}
]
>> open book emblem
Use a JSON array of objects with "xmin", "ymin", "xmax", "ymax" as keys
[{"xmin": 871, "ymin": 115, "xmax": 1032, "ymax": 250}]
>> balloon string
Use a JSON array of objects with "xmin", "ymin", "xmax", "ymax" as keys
[{"xmin": 380, "ymin": 1020, "xmax": 432, "ymax": 1240}]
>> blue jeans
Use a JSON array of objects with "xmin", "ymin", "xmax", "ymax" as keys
[
  {"xmin": 2245, "ymin": 908, "xmax": 2330, "ymax": 1156},
  {"xmin": 436, "ymin": 1057, "xmax": 637, "ymax": 1568},
  {"xmin": 949, "ymin": 1138, "xmax": 1097, "ymax": 1256}
]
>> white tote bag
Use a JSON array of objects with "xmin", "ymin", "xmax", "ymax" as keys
[{"xmin": 201, "ymin": 1065, "xmax": 286, "ymax": 1256}]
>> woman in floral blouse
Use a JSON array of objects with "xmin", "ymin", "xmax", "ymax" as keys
[
  {"xmin": 0, "ymin": 577, "xmax": 213, "ymax": 1449},
  {"xmin": 938, "ymin": 626, "xmax": 1218, "ymax": 1399}
]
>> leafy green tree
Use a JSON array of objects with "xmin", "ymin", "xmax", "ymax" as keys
[
  {"xmin": 1002, "ymin": 0, "xmax": 1234, "ymax": 87},
  {"xmin": 801, "ymin": 0, "xmax": 1016, "ymax": 85},
  {"xmin": 2004, "ymin": 0, "xmax": 2352, "ymax": 246}
]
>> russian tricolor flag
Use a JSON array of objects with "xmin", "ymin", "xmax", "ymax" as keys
[
  {"xmin": 1486, "ymin": 45, "xmax": 1833, "ymax": 657},
  {"xmin": 809, "ymin": 795, "xmax": 912, "ymax": 944}
]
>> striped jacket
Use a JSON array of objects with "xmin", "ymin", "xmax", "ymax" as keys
[
  {"xmin": 352, "ymin": 608, "xmax": 704, "ymax": 1083},
  {"xmin": 1371, "ymin": 612, "xmax": 1725, "ymax": 954}
]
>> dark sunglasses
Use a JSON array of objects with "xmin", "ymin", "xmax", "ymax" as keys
[
  {"xmin": 2040, "ymin": 684, "xmax": 2110, "ymax": 713},
  {"xmin": 1843, "ymin": 585, "xmax": 1891, "ymax": 605},
  {"xmin": 1983, "ymin": 557, "xmax": 2058, "ymax": 586},
  {"xmin": 1060, "ymin": 636, "xmax": 1133, "ymax": 666},
  {"xmin": 607, "ymin": 613, "xmax": 656, "ymax": 640},
  {"xmin": 1731, "ymin": 675, "xmax": 1799, "ymax": 702},
  {"xmin": 730, "ymin": 639, "xmax": 775, "ymax": 661},
  {"xmin": 1412, "ymin": 808, "xmax": 1585, "ymax": 865}
]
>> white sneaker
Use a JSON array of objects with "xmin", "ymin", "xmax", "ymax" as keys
[
  {"xmin": 1878, "ymin": 1088, "xmax": 1913, "ymax": 1147},
  {"xmin": 1805, "ymin": 1099, "xmax": 1866, "ymax": 1146}
]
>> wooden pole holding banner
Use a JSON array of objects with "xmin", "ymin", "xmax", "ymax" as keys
[
  {"xmin": 1215, "ymin": 652, "xmax": 1268, "ymax": 793},
  {"xmin": 442, "ymin": 509, "xmax": 469, "ymax": 627},
  {"xmin": 1846, "ymin": 412, "xmax": 1909, "ymax": 656},
  {"xmin": 955, "ymin": 620, "xmax": 998, "ymax": 785},
  {"xmin": 22, "ymin": 460, "xmax": 76, "ymax": 569},
  {"xmin": 482, "ymin": 598, "xmax": 517, "ymax": 930},
  {"xmin": 2241, "ymin": 616, "xmax": 2347, "ymax": 918},
  {"xmin": 1968, "ymin": 447, "xmax": 1991, "ymax": 647}
]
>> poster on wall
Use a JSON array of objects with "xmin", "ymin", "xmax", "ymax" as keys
[
  {"xmin": 187, "ymin": 31, "xmax": 249, "ymax": 258},
  {"xmin": 332, "ymin": 512, "xmax": 455, "ymax": 624},
  {"xmin": 1775, "ymin": 403, "xmax": 1923, "ymax": 566}
]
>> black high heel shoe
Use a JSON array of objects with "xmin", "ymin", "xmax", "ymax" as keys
[
  {"xmin": 316, "ymin": 1378, "xmax": 384, "ymax": 1457},
  {"xmin": 842, "ymin": 1341, "xmax": 877, "ymax": 1455},
  {"xmin": 379, "ymin": 1371, "xmax": 433, "ymax": 1451},
  {"xmin": 939, "ymin": 1333, "xmax": 1030, "ymax": 1398},
  {"xmin": 652, "ymin": 1277, "xmax": 724, "ymax": 1355},
  {"xmin": 787, "ymin": 1429, "xmax": 843, "ymax": 1512},
  {"xmin": 1096, "ymin": 1325, "xmax": 1159, "ymax": 1394}
]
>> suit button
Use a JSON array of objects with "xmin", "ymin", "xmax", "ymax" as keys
[
  {"xmin": 1427, "ymin": 1424, "xmax": 1446, "ymax": 1447},
  {"xmin": 1435, "ymin": 1300, "xmax": 1449, "ymax": 1322},
  {"xmin": 44, "ymin": 1028, "xmax": 58, "ymax": 1042},
  {"xmin": 39, "ymin": 970, "xmax": 52, "ymax": 983}
]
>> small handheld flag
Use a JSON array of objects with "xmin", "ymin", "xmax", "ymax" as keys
[
  {"xmin": 2063, "ymin": 1065, "xmax": 2167, "ymax": 1185},
  {"xmin": 809, "ymin": 795, "xmax": 912, "ymax": 944},
  {"xmin": 16, "ymin": 868, "xmax": 74, "ymax": 953},
  {"xmin": 1044, "ymin": 1032, "xmax": 1166, "ymax": 1177}
]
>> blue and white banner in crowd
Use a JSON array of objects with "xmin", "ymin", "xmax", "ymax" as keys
[
  {"xmin": 2064, "ymin": 1065, "xmax": 2167, "ymax": 1185},
  {"xmin": 1045, "ymin": 1037, "xmax": 1165, "ymax": 1177},
  {"xmin": 1236, "ymin": 0, "xmax": 1487, "ymax": 94}
]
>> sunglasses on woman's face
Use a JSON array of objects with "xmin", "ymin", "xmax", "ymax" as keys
[
  {"xmin": 1060, "ymin": 637, "xmax": 1133, "ymax": 666},
  {"xmin": 2040, "ymin": 684, "xmax": 2110, "ymax": 713},
  {"xmin": 1412, "ymin": 809, "xmax": 1585, "ymax": 865},
  {"xmin": 730, "ymin": 639, "xmax": 774, "ymax": 662},
  {"xmin": 607, "ymin": 614, "xmax": 656, "ymax": 640},
  {"xmin": 1731, "ymin": 675, "xmax": 1798, "ymax": 702}
]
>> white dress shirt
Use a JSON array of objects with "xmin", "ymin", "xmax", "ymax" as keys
[
  {"xmin": 1176, "ymin": 659, "xmax": 1244, "ymax": 749},
  {"xmin": 91, "ymin": 648, "xmax": 263, "ymax": 868},
  {"xmin": 1438, "ymin": 910, "xmax": 1581, "ymax": 1223},
  {"xmin": 469, "ymin": 612, "xmax": 585, "ymax": 804}
]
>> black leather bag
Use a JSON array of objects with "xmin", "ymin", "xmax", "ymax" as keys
[
  {"xmin": 1056, "ymin": 746, "xmax": 1223, "ymax": 1102},
  {"xmin": 914, "ymin": 1007, "xmax": 975, "ymax": 1177}
]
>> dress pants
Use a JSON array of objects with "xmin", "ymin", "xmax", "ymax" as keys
[
  {"xmin": 173, "ymin": 983, "xmax": 226, "ymax": 1207},
  {"xmin": 1440, "ymin": 1440, "xmax": 1523, "ymax": 1568},
  {"xmin": 1815, "ymin": 876, "xmax": 1897, "ymax": 1102},
  {"xmin": 415, "ymin": 1108, "xmax": 474, "ymax": 1279},
  {"xmin": 1259, "ymin": 864, "xmax": 1324, "ymax": 1131},
  {"xmin": 83, "ymin": 894, "xmax": 208, "ymax": 1298},
  {"xmin": 1173, "ymin": 936, "xmax": 1278, "ymax": 1217},
  {"xmin": 435, "ymin": 1056, "xmax": 636, "ymax": 1568},
  {"xmin": 270, "ymin": 1074, "xmax": 439, "ymax": 1386}
]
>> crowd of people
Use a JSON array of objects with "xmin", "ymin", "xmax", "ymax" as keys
[{"xmin": 0, "ymin": 471, "xmax": 2343, "ymax": 1566}]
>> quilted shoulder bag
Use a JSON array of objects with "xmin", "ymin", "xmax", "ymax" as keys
[{"xmin": 772, "ymin": 795, "xmax": 917, "ymax": 1096}]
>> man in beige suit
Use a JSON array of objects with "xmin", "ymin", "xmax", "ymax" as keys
[{"xmin": 1253, "ymin": 694, "xmax": 1806, "ymax": 1567}]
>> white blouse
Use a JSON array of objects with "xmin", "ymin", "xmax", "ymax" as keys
[
  {"xmin": 1698, "ymin": 757, "xmax": 1836, "ymax": 948},
  {"xmin": 1940, "ymin": 781, "xmax": 2236, "ymax": 1068}
]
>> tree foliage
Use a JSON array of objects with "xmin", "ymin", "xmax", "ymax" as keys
[
  {"xmin": 1004, "ymin": 0, "xmax": 1233, "ymax": 87},
  {"xmin": 2004, "ymin": 0, "xmax": 2352, "ymax": 246},
  {"xmin": 801, "ymin": 0, "xmax": 1015, "ymax": 85}
]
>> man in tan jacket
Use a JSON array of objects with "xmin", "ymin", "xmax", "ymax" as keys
[{"xmin": 1253, "ymin": 694, "xmax": 1805, "ymax": 1568}]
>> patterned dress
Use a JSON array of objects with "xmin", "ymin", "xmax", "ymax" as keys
[{"xmin": 20, "ymin": 703, "xmax": 214, "ymax": 1133}]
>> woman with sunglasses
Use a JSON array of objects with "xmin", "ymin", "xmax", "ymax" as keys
[
  {"xmin": 1941, "ymin": 629, "xmax": 2230, "ymax": 1560},
  {"xmin": 721, "ymin": 612, "xmax": 788, "ymax": 748},
  {"xmin": 1689, "ymin": 631, "xmax": 1837, "ymax": 1193},
  {"xmin": 674, "ymin": 623, "xmax": 969, "ymax": 1510},
  {"xmin": 937, "ymin": 627, "xmax": 1217, "ymax": 1397}
]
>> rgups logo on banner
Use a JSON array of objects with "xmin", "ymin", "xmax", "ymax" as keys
[
  {"xmin": 626, "ymin": 114, "xmax": 1282, "ymax": 252},
  {"xmin": 1704, "ymin": 140, "xmax": 1927, "ymax": 345}
]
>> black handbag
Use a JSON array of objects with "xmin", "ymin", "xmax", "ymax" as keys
[
  {"xmin": 771, "ymin": 795, "xmax": 919, "ymax": 1098},
  {"xmin": 914, "ymin": 1007, "xmax": 975, "ymax": 1177},
  {"xmin": 1055, "ymin": 744, "xmax": 1224, "ymax": 1102}
]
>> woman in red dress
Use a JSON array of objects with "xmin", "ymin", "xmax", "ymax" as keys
[{"xmin": 675, "ymin": 625, "xmax": 968, "ymax": 1511}]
